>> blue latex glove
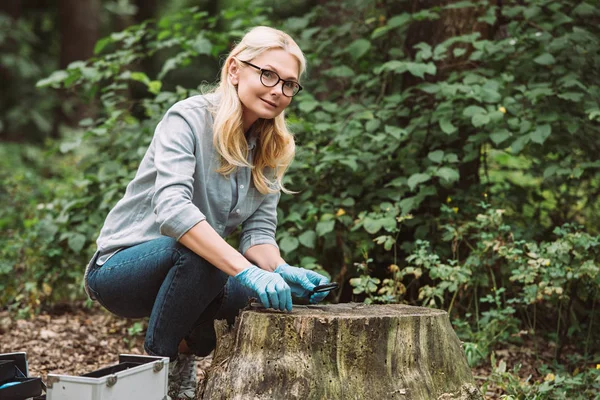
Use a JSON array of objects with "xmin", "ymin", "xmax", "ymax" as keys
[
  {"xmin": 274, "ymin": 264, "xmax": 330, "ymax": 304},
  {"xmin": 234, "ymin": 265, "xmax": 292, "ymax": 312}
]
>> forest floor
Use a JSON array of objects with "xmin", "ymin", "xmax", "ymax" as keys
[{"xmin": 0, "ymin": 302, "xmax": 561, "ymax": 399}]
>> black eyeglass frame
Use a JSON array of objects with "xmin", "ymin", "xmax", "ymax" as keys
[{"xmin": 240, "ymin": 60, "xmax": 303, "ymax": 97}]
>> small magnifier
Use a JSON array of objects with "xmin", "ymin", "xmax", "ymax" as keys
[{"xmin": 312, "ymin": 282, "xmax": 339, "ymax": 293}]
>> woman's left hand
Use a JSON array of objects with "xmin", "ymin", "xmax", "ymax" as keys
[{"xmin": 274, "ymin": 264, "xmax": 330, "ymax": 304}]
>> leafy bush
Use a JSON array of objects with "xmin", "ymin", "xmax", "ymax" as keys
[
  {"xmin": 0, "ymin": 144, "xmax": 82, "ymax": 317},
  {"xmin": 277, "ymin": 0, "xmax": 600, "ymax": 278},
  {"xmin": 0, "ymin": 13, "xmax": 58, "ymax": 140},
  {"xmin": 485, "ymin": 355, "xmax": 600, "ymax": 399}
]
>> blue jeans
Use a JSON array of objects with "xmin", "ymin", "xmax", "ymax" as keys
[{"xmin": 86, "ymin": 236, "xmax": 255, "ymax": 360}]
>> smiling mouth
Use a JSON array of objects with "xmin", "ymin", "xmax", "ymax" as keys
[{"xmin": 261, "ymin": 98, "xmax": 277, "ymax": 108}]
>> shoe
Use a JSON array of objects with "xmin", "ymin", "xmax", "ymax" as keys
[{"xmin": 168, "ymin": 353, "xmax": 197, "ymax": 400}]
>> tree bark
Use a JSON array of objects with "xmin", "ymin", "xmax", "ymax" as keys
[
  {"xmin": 58, "ymin": 0, "xmax": 101, "ymax": 69},
  {"xmin": 0, "ymin": 0, "xmax": 22, "ymax": 19},
  {"xmin": 52, "ymin": 0, "xmax": 101, "ymax": 137},
  {"xmin": 201, "ymin": 303, "xmax": 481, "ymax": 400}
]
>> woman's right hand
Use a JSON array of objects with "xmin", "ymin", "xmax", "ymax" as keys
[{"xmin": 234, "ymin": 265, "xmax": 292, "ymax": 312}]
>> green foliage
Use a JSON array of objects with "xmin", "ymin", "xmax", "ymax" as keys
[
  {"xmin": 123, "ymin": 320, "xmax": 146, "ymax": 349},
  {"xmin": 0, "ymin": 144, "xmax": 82, "ymax": 317},
  {"xmin": 0, "ymin": 13, "xmax": 58, "ymax": 140},
  {"xmin": 484, "ymin": 355, "xmax": 600, "ymax": 399},
  {"xmin": 350, "ymin": 204, "xmax": 600, "ymax": 366}
]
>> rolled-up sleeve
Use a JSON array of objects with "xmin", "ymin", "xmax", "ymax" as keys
[
  {"xmin": 239, "ymin": 191, "xmax": 280, "ymax": 255},
  {"xmin": 151, "ymin": 106, "xmax": 206, "ymax": 239}
]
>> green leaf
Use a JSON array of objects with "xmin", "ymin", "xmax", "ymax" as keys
[
  {"xmin": 557, "ymin": 92, "xmax": 584, "ymax": 102},
  {"xmin": 60, "ymin": 137, "xmax": 81, "ymax": 153},
  {"xmin": 573, "ymin": 2, "xmax": 598, "ymax": 16},
  {"xmin": 406, "ymin": 62, "xmax": 436, "ymax": 78},
  {"xmin": 363, "ymin": 217, "xmax": 383, "ymax": 234},
  {"xmin": 463, "ymin": 105, "xmax": 486, "ymax": 117},
  {"xmin": 316, "ymin": 220, "xmax": 335, "ymax": 237},
  {"xmin": 94, "ymin": 37, "xmax": 112, "ymax": 55},
  {"xmin": 439, "ymin": 118, "xmax": 457, "ymax": 134},
  {"xmin": 341, "ymin": 198, "xmax": 355, "ymax": 207},
  {"xmin": 388, "ymin": 13, "xmax": 411, "ymax": 28},
  {"xmin": 408, "ymin": 173, "xmax": 431, "ymax": 191},
  {"xmin": 36, "ymin": 70, "xmax": 69, "ymax": 88},
  {"xmin": 530, "ymin": 124, "xmax": 552, "ymax": 144},
  {"xmin": 435, "ymin": 167, "xmax": 460, "ymax": 184},
  {"xmin": 399, "ymin": 197, "xmax": 417, "ymax": 214},
  {"xmin": 481, "ymin": 88, "xmax": 502, "ymax": 103},
  {"xmin": 355, "ymin": 110, "xmax": 374, "ymax": 120},
  {"xmin": 148, "ymin": 81, "xmax": 162, "ymax": 95},
  {"xmin": 511, "ymin": 135, "xmax": 530, "ymax": 154},
  {"xmin": 414, "ymin": 42, "xmax": 432, "ymax": 60},
  {"xmin": 588, "ymin": 109, "xmax": 600, "ymax": 121},
  {"xmin": 365, "ymin": 119, "xmax": 381, "ymax": 132},
  {"xmin": 543, "ymin": 165, "xmax": 558, "ymax": 179},
  {"xmin": 68, "ymin": 233, "xmax": 86, "ymax": 253},
  {"xmin": 524, "ymin": 6, "xmax": 541, "ymax": 19},
  {"xmin": 157, "ymin": 30, "xmax": 170, "ymax": 41},
  {"xmin": 453, "ymin": 48, "xmax": 467, "ymax": 57},
  {"xmin": 130, "ymin": 72, "xmax": 150, "ymax": 84},
  {"xmin": 490, "ymin": 130, "xmax": 511, "ymax": 145},
  {"xmin": 280, "ymin": 236, "xmax": 299, "ymax": 253},
  {"xmin": 444, "ymin": 153, "xmax": 459, "ymax": 163},
  {"xmin": 428, "ymin": 150, "xmax": 444, "ymax": 164},
  {"xmin": 444, "ymin": 1, "xmax": 476, "ymax": 9},
  {"xmin": 325, "ymin": 65, "xmax": 355, "ymax": 78},
  {"xmin": 371, "ymin": 26, "xmax": 392, "ymax": 39},
  {"xmin": 377, "ymin": 60, "xmax": 407, "ymax": 74},
  {"xmin": 385, "ymin": 125, "xmax": 407, "ymax": 140},
  {"xmin": 299, "ymin": 101, "xmax": 319, "ymax": 113},
  {"xmin": 347, "ymin": 39, "xmax": 371, "ymax": 59},
  {"xmin": 534, "ymin": 53, "xmax": 555, "ymax": 65},
  {"xmin": 382, "ymin": 217, "xmax": 397, "ymax": 232},
  {"xmin": 339, "ymin": 158, "xmax": 358, "ymax": 171},
  {"xmin": 420, "ymin": 83, "xmax": 440, "ymax": 94},
  {"xmin": 472, "ymin": 113, "xmax": 490, "ymax": 127},
  {"xmin": 192, "ymin": 35, "xmax": 212, "ymax": 55}
]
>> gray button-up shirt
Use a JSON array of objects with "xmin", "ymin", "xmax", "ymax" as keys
[{"xmin": 84, "ymin": 93, "xmax": 280, "ymax": 298}]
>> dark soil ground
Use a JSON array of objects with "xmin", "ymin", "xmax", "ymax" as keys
[{"xmin": 0, "ymin": 302, "xmax": 565, "ymax": 399}]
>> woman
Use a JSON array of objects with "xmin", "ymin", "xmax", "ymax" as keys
[{"xmin": 84, "ymin": 26, "xmax": 330, "ymax": 400}]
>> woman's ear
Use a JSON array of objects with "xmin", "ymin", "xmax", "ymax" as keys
[{"xmin": 228, "ymin": 59, "xmax": 240, "ymax": 86}]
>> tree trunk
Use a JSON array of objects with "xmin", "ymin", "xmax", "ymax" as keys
[
  {"xmin": 52, "ymin": 0, "xmax": 101, "ymax": 137},
  {"xmin": 58, "ymin": 0, "xmax": 101, "ymax": 69},
  {"xmin": 0, "ymin": 0, "xmax": 22, "ymax": 19},
  {"xmin": 200, "ymin": 303, "xmax": 481, "ymax": 400}
]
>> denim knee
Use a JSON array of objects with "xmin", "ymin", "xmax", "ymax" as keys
[{"xmin": 168, "ymin": 241, "xmax": 229, "ymax": 289}]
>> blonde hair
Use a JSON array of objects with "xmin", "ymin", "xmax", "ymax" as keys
[{"xmin": 211, "ymin": 26, "xmax": 306, "ymax": 195}]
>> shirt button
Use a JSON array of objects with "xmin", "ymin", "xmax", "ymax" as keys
[
  {"xmin": 236, "ymin": 209, "xmax": 241, "ymax": 214},
  {"xmin": 240, "ymin": 184, "xmax": 244, "ymax": 189}
]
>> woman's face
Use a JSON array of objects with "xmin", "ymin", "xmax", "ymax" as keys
[{"xmin": 229, "ymin": 48, "xmax": 300, "ymax": 131}]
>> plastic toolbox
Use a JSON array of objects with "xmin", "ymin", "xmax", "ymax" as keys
[
  {"xmin": 0, "ymin": 352, "xmax": 44, "ymax": 400},
  {"xmin": 45, "ymin": 354, "xmax": 169, "ymax": 400}
]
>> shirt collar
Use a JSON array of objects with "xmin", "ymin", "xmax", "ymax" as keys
[{"xmin": 246, "ymin": 125, "xmax": 258, "ymax": 150}]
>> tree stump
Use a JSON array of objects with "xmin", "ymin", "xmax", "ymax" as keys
[{"xmin": 200, "ymin": 303, "xmax": 481, "ymax": 400}]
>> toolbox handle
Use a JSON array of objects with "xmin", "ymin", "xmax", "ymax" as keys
[
  {"xmin": 153, "ymin": 361, "xmax": 164, "ymax": 373},
  {"xmin": 106, "ymin": 375, "xmax": 118, "ymax": 387}
]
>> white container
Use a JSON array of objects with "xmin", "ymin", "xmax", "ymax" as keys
[{"xmin": 46, "ymin": 354, "xmax": 169, "ymax": 400}]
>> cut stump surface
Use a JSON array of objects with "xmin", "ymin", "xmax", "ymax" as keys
[{"xmin": 201, "ymin": 303, "xmax": 481, "ymax": 400}]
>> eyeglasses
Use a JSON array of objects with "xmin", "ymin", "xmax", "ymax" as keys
[{"xmin": 240, "ymin": 60, "xmax": 303, "ymax": 97}]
